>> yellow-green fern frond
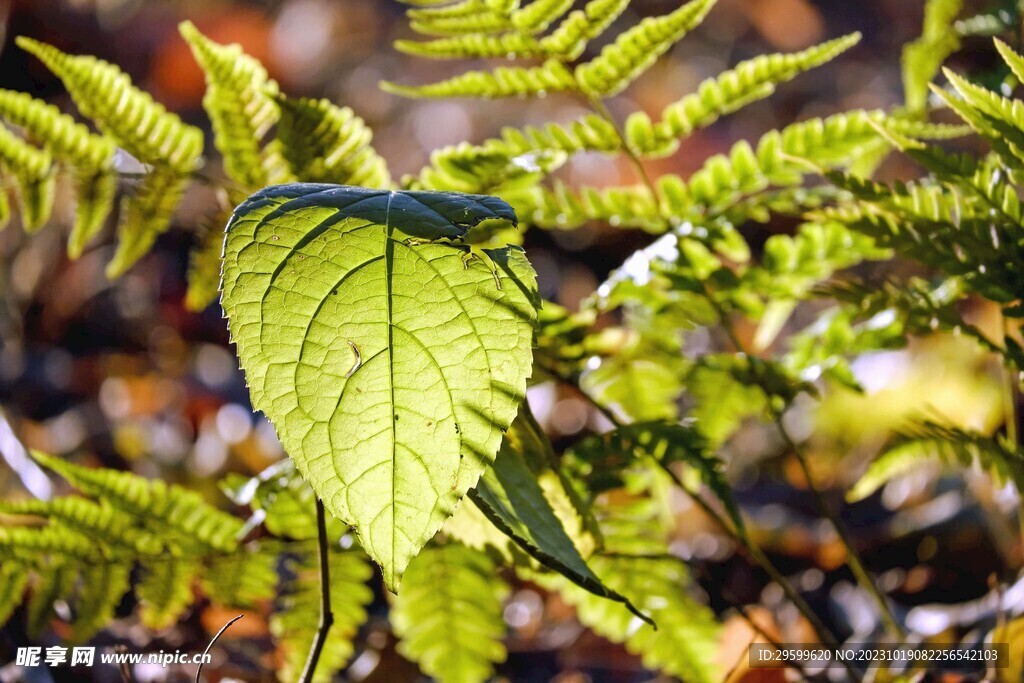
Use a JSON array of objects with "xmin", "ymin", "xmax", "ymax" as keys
[
  {"xmin": 138, "ymin": 557, "xmax": 198, "ymax": 630},
  {"xmin": 31, "ymin": 451, "xmax": 244, "ymax": 551},
  {"xmin": 26, "ymin": 566, "xmax": 74, "ymax": 637},
  {"xmin": 0, "ymin": 89, "xmax": 115, "ymax": 169},
  {"xmin": 537, "ymin": 0, "xmax": 630, "ymax": 60},
  {"xmin": 903, "ymin": 0, "xmax": 963, "ymax": 112},
  {"xmin": 396, "ymin": 32, "xmax": 545, "ymax": 60},
  {"xmin": 0, "ymin": 497, "xmax": 163, "ymax": 554},
  {"xmin": 0, "ymin": 125, "xmax": 54, "ymax": 232},
  {"xmin": 0, "ymin": 526, "xmax": 100, "ymax": 563},
  {"xmin": 201, "ymin": 547, "xmax": 278, "ymax": 609},
  {"xmin": 273, "ymin": 94, "xmax": 390, "ymax": 187},
  {"xmin": 185, "ymin": 212, "xmax": 229, "ymax": 311},
  {"xmin": 392, "ymin": 544, "xmax": 510, "ymax": 683},
  {"xmin": 512, "ymin": 0, "xmax": 573, "ymax": 33},
  {"xmin": 413, "ymin": 113, "xmax": 620, "ymax": 192},
  {"xmin": 0, "ymin": 184, "xmax": 10, "ymax": 230},
  {"xmin": 575, "ymin": 0, "xmax": 716, "ymax": 97},
  {"xmin": 382, "ymin": 58, "xmax": 576, "ymax": 99},
  {"xmin": 68, "ymin": 169, "xmax": 117, "ymax": 258},
  {"xmin": 411, "ymin": 8, "xmax": 514, "ymax": 36},
  {"xmin": 939, "ymin": 67, "xmax": 1024, "ymax": 166},
  {"xmin": 408, "ymin": 0, "xmax": 487, "ymax": 20},
  {"xmin": 179, "ymin": 22, "xmax": 278, "ymax": 191},
  {"xmin": 626, "ymin": 33, "xmax": 862, "ymax": 157},
  {"xmin": 519, "ymin": 110, "xmax": 966, "ymax": 231},
  {"xmin": 272, "ymin": 552, "xmax": 374, "ymax": 683},
  {"xmin": 995, "ymin": 38, "xmax": 1024, "ymax": 84},
  {"xmin": 106, "ymin": 169, "xmax": 190, "ymax": 278},
  {"xmin": 71, "ymin": 562, "xmax": 131, "ymax": 642},
  {"xmin": 553, "ymin": 556, "xmax": 720, "ymax": 683},
  {"xmin": 518, "ymin": 181, "xmax": 662, "ymax": 231},
  {"xmin": 16, "ymin": 37, "xmax": 203, "ymax": 172},
  {"xmin": 0, "ymin": 564, "xmax": 28, "ymax": 625},
  {"xmin": 0, "ymin": 90, "xmax": 117, "ymax": 248}
]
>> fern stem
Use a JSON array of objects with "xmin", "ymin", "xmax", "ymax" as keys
[
  {"xmin": 1001, "ymin": 313, "xmax": 1019, "ymax": 450},
  {"xmin": 545, "ymin": 361, "xmax": 852, "ymax": 665},
  {"xmin": 586, "ymin": 96, "xmax": 660, "ymax": 203},
  {"xmin": 698, "ymin": 279, "xmax": 905, "ymax": 640},
  {"xmin": 776, "ymin": 418, "xmax": 904, "ymax": 640},
  {"xmin": 299, "ymin": 499, "xmax": 334, "ymax": 683},
  {"xmin": 653, "ymin": 455, "xmax": 855, "ymax": 670}
]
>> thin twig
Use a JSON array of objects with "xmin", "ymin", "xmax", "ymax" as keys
[
  {"xmin": 115, "ymin": 645, "xmax": 135, "ymax": 683},
  {"xmin": 298, "ymin": 499, "xmax": 334, "ymax": 683},
  {"xmin": 195, "ymin": 614, "xmax": 244, "ymax": 683},
  {"xmin": 699, "ymin": 280, "xmax": 904, "ymax": 639},
  {"xmin": 775, "ymin": 414, "xmax": 903, "ymax": 639},
  {"xmin": 544, "ymin": 361, "xmax": 852, "ymax": 666}
]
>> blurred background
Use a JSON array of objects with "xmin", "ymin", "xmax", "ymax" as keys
[{"xmin": 0, "ymin": 0, "xmax": 1018, "ymax": 681}]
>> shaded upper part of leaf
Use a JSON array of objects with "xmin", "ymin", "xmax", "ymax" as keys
[{"xmin": 233, "ymin": 183, "xmax": 518, "ymax": 241}]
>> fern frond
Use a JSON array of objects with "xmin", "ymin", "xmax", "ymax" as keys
[
  {"xmin": 382, "ymin": 58, "xmax": 576, "ymax": 99},
  {"xmin": 410, "ymin": 5, "xmax": 515, "ymax": 36},
  {"xmin": 16, "ymin": 37, "xmax": 203, "ymax": 172},
  {"xmin": 0, "ymin": 124, "xmax": 54, "ymax": 232},
  {"xmin": 0, "ymin": 183, "xmax": 10, "ymax": 230},
  {"xmin": 518, "ymin": 110, "xmax": 965, "ymax": 231},
  {"xmin": 519, "ymin": 180, "xmax": 662, "ymax": 231},
  {"xmin": 180, "ymin": 22, "xmax": 278, "ymax": 191},
  {"xmin": 567, "ymin": 422, "xmax": 744, "ymax": 535},
  {"xmin": 68, "ymin": 169, "xmax": 117, "ymax": 258},
  {"xmin": 273, "ymin": 94, "xmax": 391, "ymax": 188},
  {"xmin": 201, "ymin": 546, "xmax": 278, "ymax": 609},
  {"xmin": 575, "ymin": 0, "xmax": 716, "ymax": 97},
  {"xmin": 0, "ymin": 90, "xmax": 118, "ymax": 248},
  {"xmin": 271, "ymin": 552, "xmax": 374, "ymax": 683},
  {"xmin": 0, "ymin": 525, "xmax": 100, "ymax": 562},
  {"xmin": 537, "ymin": 0, "xmax": 631, "ymax": 60},
  {"xmin": 0, "ymin": 496, "xmax": 163, "ymax": 554},
  {"xmin": 0, "ymin": 89, "xmax": 115, "ymax": 169},
  {"xmin": 0, "ymin": 564, "xmax": 28, "ymax": 625},
  {"xmin": 71, "ymin": 562, "xmax": 131, "ymax": 642},
  {"xmin": 627, "ymin": 33, "xmax": 862, "ymax": 157},
  {"xmin": 396, "ymin": 32, "xmax": 546, "ymax": 59},
  {"xmin": 26, "ymin": 566, "xmax": 74, "ymax": 637},
  {"xmin": 556, "ymin": 555, "xmax": 721, "ymax": 683},
  {"xmin": 137, "ymin": 557, "xmax": 198, "ymax": 630},
  {"xmin": 995, "ymin": 38, "xmax": 1024, "ymax": 83},
  {"xmin": 850, "ymin": 422, "xmax": 1024, "ymax": 501},
  {"xmin": 392, "ymin": 544, "xmax": 509, "ymax": 683},
  {"xmin": 512, "ymin": 0, "xmax": 573, "ymax": 33},
  {"xmin": 31, "ymin": 451, "xmax": 244, "ymax": 551},
  {"xmin": 106, "ymin": 169, "xmax": 190, "ymax": 278},
  {"xmin": 184, "ymin": 215, "xmax": 228, "ymax": 311},
  {"xmin": 902, "ymin": 0, "xmax": 963, "ymax": 112},
  {"xmin": 413, "ymin": 113, "xmax": 616, "ymax": 192},
  {"xmin": 407, "ymin": 0, "xmax": 488, "ymax": 20}
]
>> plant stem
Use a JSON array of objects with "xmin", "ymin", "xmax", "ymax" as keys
[
  {"xmin": 195, "ymin": 614, "xmax": 243, "ymax": 683},
  {"xmin": 586, "ymin": 95, "xmax": 661, "ymax": 204},
  {"xmin": 654, "ymin": 459, "xmax": 840, "ymax": 648},
  {"xmin": 299, "ymin": 499, "xmax": 334, "ymax": 683},
  {"xmin": 547, "ymin": 362, "xmax": 845, "ymax": 649},
  {"xmin": 699, "ymin": 281, "xmax": 904, "ymax": 639},
  {"xmin": 775, "ymin": 417, "xmax": 903, "ymax": 639}
]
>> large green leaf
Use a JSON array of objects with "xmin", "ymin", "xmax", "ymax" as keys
[{"xmin": 221, "ymin": 183, "xmax": 538, "ymax": 589}]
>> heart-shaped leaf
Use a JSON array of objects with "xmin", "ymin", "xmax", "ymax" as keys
[{"xmin": 221, "ymin": 183, "xmax": 538, "ymax": 588}]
